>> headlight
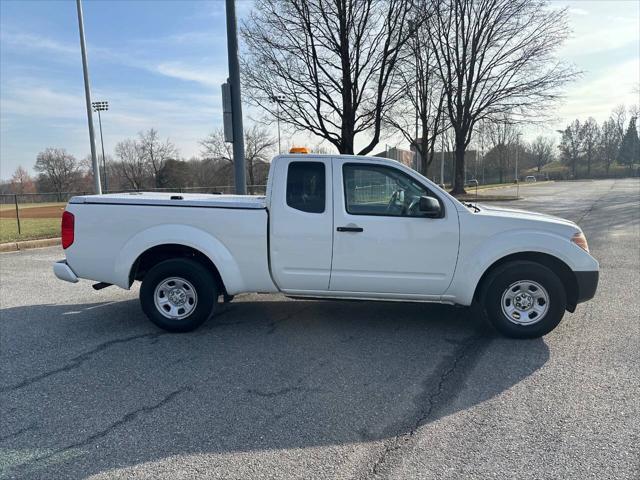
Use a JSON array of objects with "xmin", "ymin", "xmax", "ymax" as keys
[{"xmin": 571, "ymin": 231, "xmax": 589, "ymax": 253}]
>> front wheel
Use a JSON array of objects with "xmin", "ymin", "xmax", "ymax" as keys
[
  {"xmin": 481, "ymin": 261, "xmax": 567, "ymax": 339},
  {"xmin": 140, "ymin": 258, "xmax": 217, "ymax": 332}
]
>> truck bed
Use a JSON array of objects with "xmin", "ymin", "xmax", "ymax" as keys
[
  {"xmin": 63, "ymin": 193, "xmax": 275, "ymax": 294},
  {"xmin": 69, "ymin": 192, "xmax": 267, "ymax": 210}
]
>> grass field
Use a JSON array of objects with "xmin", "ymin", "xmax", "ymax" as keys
[
  {"xmin": 0, "ymin": 203, "xmax": 64, "ymax": 243},
  {"xmin": 0, "ymin": 217, "xmax": 60, "ymax": 243},
  {"xmin": 0, "ymin": 202, "xmax": 66, "ymax": 211}
]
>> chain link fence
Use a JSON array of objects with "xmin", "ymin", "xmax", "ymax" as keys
[{"xmin": 0, "ymin": 186, "xmax": 267, "ymax": 240}]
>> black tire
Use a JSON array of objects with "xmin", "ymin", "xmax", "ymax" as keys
[
  {"xmin": 140, "ymin": 258, "xmax": 218, "ymax": 333},
  {"xmin": 481, "ymin": 260, "xmax": 567, "ymax": 339}
]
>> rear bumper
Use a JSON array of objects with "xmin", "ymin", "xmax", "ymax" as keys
[
  {"xmin": 53, "ymin": 260, "xmax": 79, "ymax": 283},
  {"xmin": 575, "ymin": 270, "xmax": 598, "ymax": 304}
]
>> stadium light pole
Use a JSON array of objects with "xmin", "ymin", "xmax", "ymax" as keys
[
  {"xmin": 270, "ymin": 95, "xmax": 285, "ymax": 154},
  {"xmin": 76, "ymin": 0, "xmax": 101, "ymax": 194},
  {"xmin": 92, "ymin": 101, "xmax": 109, "ymax": 192}
]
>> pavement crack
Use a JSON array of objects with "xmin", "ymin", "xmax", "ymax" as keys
[
  {"xmin": 365, "ymin": 333, "xmax": 489, "ymax": 479},
  {"xmin": 23, "ymin": 387, "xmax": 191, "ymax": 469},
  {"xmin": 0, "ymin": 422, "xmax": 37, "ymax": 443},
  {"xmin": 575, "ymin": 180, "xmax": 617, "ymax": 224},
  {"xmin": 266, "ymin": 304, "xmax": 311, "ymax": 335},
  {"xmin": 0, "ymin": 332, "xmax": 166, "ymax": 394},
  {"xmin": 247, "ymin": 386, "xmax": 304, "ymax": 398}
]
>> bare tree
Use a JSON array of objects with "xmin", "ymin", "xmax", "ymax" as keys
[
  {"xmin": 529, "ymin": 136, "xmax": 554, "ymax": 173},
  {"xmin": 484, "ymin": 117, "xmax": 518, "ymax": 183},
  {"xmin": 245, "ymin": 125, "xmax": 278, "ymax": 192},
  {"xmin": 600, "ymin": 118, "xmax": 621, "ymax": 175},
  {"xmin": 558, "ymin": 120, "xmax": 582, "ymax": 179},
  {"xmin": 138, "ymin": 129, "xmax": 178, "ymax": 187},
  {"xmin": 34, "ymin": 148, "xmax": 80, "ymax": 195},
  {"xmin": 200, "ymin": 126, "xmax": 277, "ymax": 192},
  {"xmin": 611, "ymin": 104, "xmax": 627, "ymax": 140},
  {"xmin": 10, "ymin": 166, "xmax": 35, "ymax": 194},
  {"xmin": 429, "ymin": 0, "xmax": 577, "ymax": 194},
  {"xmin": 385, "ymin": 7, "xmax": 447, "ymax": 177},
  {"xmin": 242, "ymin": 0, "xmax": 422, "ymax": 155},
  {"xmin": 114, "ymin": 139, "xmax": 148, "ymax": 190},
  {"xmin": 579, "ymin": 117, "xmax": 600, "ymax": 178},
  {"xmin": 200, "ymin": 129, "xmax": 233, "ymax": 164}
]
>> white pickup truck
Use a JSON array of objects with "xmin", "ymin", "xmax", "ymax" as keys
[{"xmin": 54, "ymin": 152, "xmax": 598, "ymax": 338}]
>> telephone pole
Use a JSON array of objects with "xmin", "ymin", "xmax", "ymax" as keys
[{"xmin": 226, "ymin": 0, "xmax": 246, "ymax": 194}]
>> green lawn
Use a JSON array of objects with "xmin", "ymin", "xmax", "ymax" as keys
[{"xmin": 0, "ymin": 217, "xmax": 60, "ymax": 243}]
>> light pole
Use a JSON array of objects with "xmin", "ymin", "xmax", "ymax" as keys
[
  {"xmin": 515, "ymin": 132, "xmax": 522, "ymax": 197},
  {"xmin": 408, "ymin": 19, "xmax": 420, "ymax": 173},
  {"xmin": 440, "ymin": 134, "xmax": 445, "ymax": 186},
  {"xmin": 480, "ymin": 128, "xmax": 485, "ymax": 184},
  {"xmin": 76, "ymin": 0, "xmax": 101, "ymax": 194},
  {"xmin": 92, "ymin": 101, "xmax": 108, "ymax": 191},
  {"xmin": 270, "ymin": 95, "xmax": 285, "ymax": 154}
]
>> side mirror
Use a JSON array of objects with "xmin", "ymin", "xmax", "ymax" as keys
[{"xmin": 419, "ymin": 196, "xmax": 442, "ymax": 217}]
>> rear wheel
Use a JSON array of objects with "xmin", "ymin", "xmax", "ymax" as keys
[
  {"xmin": 140, "ymin": 258, "xmax": 217, "ymax": 332},
  {"xmin": 481, "ymin": 261, "xmax": 566, "ymax": 338}
]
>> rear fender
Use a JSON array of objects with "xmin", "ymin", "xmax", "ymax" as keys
[{"xmin": 113, "ymin": 224, "xmax": 243, "ymax": 292}]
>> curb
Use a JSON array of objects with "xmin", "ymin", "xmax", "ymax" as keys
[
  {"xmin": 0, "ymin": 237, "xmax": 61, "ymax": 253},
  {"xmin": 474, "ymin": 180, "xmax": 553, "ymax": 192}
]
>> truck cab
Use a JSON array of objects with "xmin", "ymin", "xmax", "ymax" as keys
[{"xmin": 268, "ymin": 154, "xmax": 459, "ymax": 299}]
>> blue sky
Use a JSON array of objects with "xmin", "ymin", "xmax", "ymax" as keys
[{"xmin": 0, "ymin": 0, "xmax": 638, "ymax": 178}]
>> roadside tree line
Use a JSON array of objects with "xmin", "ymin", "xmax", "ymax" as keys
[
  {"xmin": 469, "ymin": 105, "xmax": 639, "ymax": 184},
  {"xmin": 2, "ymin": 125, "xmax": 278, "ymax": 197},
  {"xmin": 558, "ymin": 106, "xmax": 639, "ymax": 179}
]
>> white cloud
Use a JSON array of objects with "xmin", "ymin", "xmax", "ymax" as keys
[
  {"xmin": 560, "ymin": 3, "xmax": 639, "ymax": 57},
  {"xmin": 154, "ymin": 62, "xmax": 227, "ymax": 88},
  {"xmin": 0, "ymin": 29, "xmax": 227, "ymax": 88},
  {"xmin": 568, "ymin": 7, "xmax": 589, "ymax": 16},
  {"xmin": 0, "ymin": 30, "xmax": 77, "ymax": 56},
  {"xmin": 556, "ymin": 59, "xmax": 640, "ymax": 121}
]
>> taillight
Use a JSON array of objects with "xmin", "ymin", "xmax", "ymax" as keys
[{"xmin": 61, "ymin": 211, "xmax": 75, "ymax": 249}]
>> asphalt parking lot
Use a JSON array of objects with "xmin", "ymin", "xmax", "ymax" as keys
[{"xmin": 1, "ymin": 179, "xmax": 638, "ymax": 480}]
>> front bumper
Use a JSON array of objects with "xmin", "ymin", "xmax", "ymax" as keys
[
  {"xmin": 53, "ymin": 260, "xmax": 79, "ymax": 283},
  {"xmin": 575, "ymin": 270, "xmax": 598, "ymax": 304}
]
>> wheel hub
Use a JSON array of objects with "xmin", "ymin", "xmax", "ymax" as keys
[
  {"xmin": 153, "ymin": 277, "xmax": 198, "ymax": 320},
  {"xmin": 167, "ymin": 288, "xmax": 187, "ymax": 306},
  {"xmin": 513, "ymin": 292, "xmax": 534, "ymax": 310},
  {"xmin": 500, "ymin": 280, "xmax": 550, "ymax": 326}
]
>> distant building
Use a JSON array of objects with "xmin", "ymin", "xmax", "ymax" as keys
[
  {"xmin": 373, "ymin": 146, "xmax": 416, "ymax": 169},
  {"xmin": 374, "ymin": 143, "xmax": 479, "ymax": 185}
]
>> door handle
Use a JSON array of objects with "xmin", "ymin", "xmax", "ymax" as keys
[{"xmin": 337, "ymin": 226, "xmax": 364, "ymax": 232}]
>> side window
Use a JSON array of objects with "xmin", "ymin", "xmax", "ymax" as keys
[
  {"xmin": 286, "ymin": 162, "xmax": 326, "ymax": 213},
  {"xmin": 343, "ymin": 163, "xmax": 431, "ymax": 217}
]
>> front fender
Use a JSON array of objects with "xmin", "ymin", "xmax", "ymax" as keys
[
  {"xmin": 444, "ymin": 229, "xmax": 599, "ymax": 306},
  {"xmin": 113, "ymin": 224, "xmax": 243, "ymax": 292}
]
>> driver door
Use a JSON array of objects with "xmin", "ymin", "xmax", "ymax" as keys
[{"xmin": 329, "ymin": 159, "xmax": 459, "ymax": 297}]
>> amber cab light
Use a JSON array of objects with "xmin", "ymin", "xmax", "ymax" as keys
[
  {"xmin": 61, "ymin": 211, "xmax": 75, "ymax": 249},
  {"xmin": 289, "ymin": 146, "xmax": 310, "ymax": 154},
  {"xmin": 571, "ymin": 232, "xmax": 589, "ymax": 253}
]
